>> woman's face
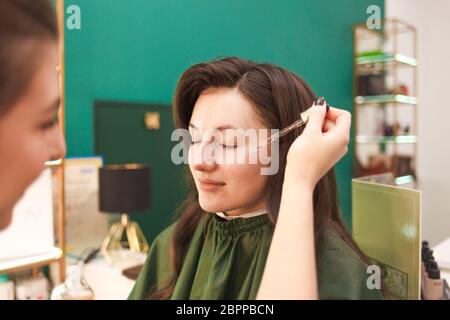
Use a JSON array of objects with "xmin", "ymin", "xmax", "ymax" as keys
[
  {"xmin": 188, "ymin": 87, "xmax": 270, "ymax": 216},
  {"xmin": 0, "ymin": 42, "xmax": 66, "ymax": 230}
]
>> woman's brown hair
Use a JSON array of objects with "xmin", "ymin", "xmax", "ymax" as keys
[
  {"xmin": 152, "ymin": 56, "xmax": 371, "ymax": 299},
  {"xmin": 0, "ymin": 0, "xmax": 57, "ymax": 114}
]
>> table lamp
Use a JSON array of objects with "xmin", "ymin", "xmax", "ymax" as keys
[{"xmin": 99, "ymin": 164, "xmax": 150, "ymax": 264}]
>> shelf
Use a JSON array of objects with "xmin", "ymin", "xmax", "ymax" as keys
[
  {"xmin": 356, "ymin": 53, "xmax": 417, "ymax": 68},
  {"xmin": 0, "ymin": 247, "xmax": 63, "ymax": 274},
  {"xmin": 356, "ymin": 135, "xmax": 417, "ymax": 144},
  {"xmin": 395, "ymin": 175, "xmax": 415, "ymax": 186},
  {"xmin": 354, "ymin": 95, "xmax": 417, "ymax": 105},
  {"xmin": 353, "ymin": 18, "xmax": 416, "ymax": 37}
]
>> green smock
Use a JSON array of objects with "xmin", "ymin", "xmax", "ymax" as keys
[{"xmin": 128, "ymin": 213, "xmax": 383, "ymax": 300}]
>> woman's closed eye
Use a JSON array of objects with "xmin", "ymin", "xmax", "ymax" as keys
[
  {"xmin": 39, "ymin": 113, "xmax": 59, "ymax": 131},
  {"xmin": 189, "ymin": 135, "xmax": 238, "ymax": 149},
  {"xmin": 40, "ymin": 115, "xmax": 58, "ymax": 130},
  {"xmin": 219, "ymin": 142, "xmax": 238, "ymax": 149}
]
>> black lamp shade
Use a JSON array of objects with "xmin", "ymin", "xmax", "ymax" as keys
[{"xmin": 99, "ymin": 164, "xmax": 151, "ymax": 214}]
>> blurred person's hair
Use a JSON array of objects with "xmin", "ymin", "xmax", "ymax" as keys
[{"xmin": 0, "ymin": 0, "xmax": 57, "ymax": 115}]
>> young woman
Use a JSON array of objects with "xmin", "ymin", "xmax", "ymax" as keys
[
  {"xmin": 129, "ymin": 57, "xmax": 383, "ymax": 300},
  {"xmin": 0, "ymin": 0, "xmax": 66, "ymax": 230}
]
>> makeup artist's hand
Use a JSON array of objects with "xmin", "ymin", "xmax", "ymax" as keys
[{"xmin": 285, "ymin": 102, "xmax": 351, "ymax": 189}]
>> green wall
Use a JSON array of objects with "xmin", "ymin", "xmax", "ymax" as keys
[{"xmin": 64, "ymin": 0, "xmax": 384, "ymax": 228}]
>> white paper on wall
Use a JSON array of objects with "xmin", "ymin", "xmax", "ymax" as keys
[
  {"xmin": 64, "ymin": 157, "xmax": 110, "ymax": 257},
  {"xmin": 0, "ymin": 168, "xmax": 54, "ymax": 260}
]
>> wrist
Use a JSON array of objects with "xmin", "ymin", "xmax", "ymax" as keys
[{"xmin": 284, "ymin": 161, "xmax": 316, "ymax": 192}]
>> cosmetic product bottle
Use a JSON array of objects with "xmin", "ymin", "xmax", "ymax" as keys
[
  {"xmin": 421, "ymin": 242, "xmax": 433, "ymax": 299},
  {"xmin": 425, "ymin": 268, "xmax": 443, "ymax": 300},
  {"xmin": 421, "ymin": 250, "xmax": 433, "ymax": 283},
  {"xmin": 0, "ymin": 275, "xmax": 15, "ymax": 300},
  {"xmin": 50, "ymin": 263, "xmax": 94, "ymax": 300},
  {"xmin": 424, "ymin": 259, "xmax": 438, "ymax": 286}
]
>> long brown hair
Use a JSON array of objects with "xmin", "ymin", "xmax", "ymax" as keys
[
  {"xmin": 153, "ymin": 56, "xmax": 370, "ymax": 299},
  {"xmin": 0, "ymin": 0, "xmax": 57, "ymax": 114}
]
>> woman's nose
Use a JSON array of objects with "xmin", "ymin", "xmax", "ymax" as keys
[
  {"xmin": 189, "ymin": 141, "xmax": 217, "ymax": 172},
  {"xmin": 48, "ymin": 126, "xmax": 66, "ymax": 161}
]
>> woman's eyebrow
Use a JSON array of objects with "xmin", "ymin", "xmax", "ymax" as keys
[{"xmin": 188, "ymin": 123, "xmax": 236, "ymax": 130}]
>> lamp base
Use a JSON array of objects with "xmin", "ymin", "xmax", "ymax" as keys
[{"xmin": 101, "ymin": 213, "xmax": 149, "ymax": 265}]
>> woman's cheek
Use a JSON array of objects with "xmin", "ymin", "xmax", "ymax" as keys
[
  {"xmin": 24, "ymin": 133, "xmax": 48, "ymax": 181},
  {"xmin": 225, "ymin": 163, "xmax": 264, "ymax": 185}
]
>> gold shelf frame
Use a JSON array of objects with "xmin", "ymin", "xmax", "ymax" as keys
[{"xmin": 352, "ymin": 18, "xmax": 418, "ymax": 184}]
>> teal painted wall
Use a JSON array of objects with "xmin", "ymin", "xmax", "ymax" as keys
[{"xmin": 64, "ymin": 0, "xmax": 384, "ymax": 227}]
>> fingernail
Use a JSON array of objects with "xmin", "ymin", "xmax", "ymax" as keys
[{"xmin": 315, "ymin": 96, "xmax": 325, "ymax": 106}]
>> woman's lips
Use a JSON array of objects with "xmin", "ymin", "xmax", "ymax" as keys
[{"xmin": 198, "ymin": 178, "xmax": 225, "ymax": 191}]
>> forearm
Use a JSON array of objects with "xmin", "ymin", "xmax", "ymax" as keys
[
  {"xmin": 256, "ymin": 102, "xmax": 350, "ymax": 300},
  {"xmin": 256, "ymin": 174, "xmax": 318, "ymax": 300}
]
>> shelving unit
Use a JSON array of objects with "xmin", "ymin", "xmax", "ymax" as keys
[
  {"xmin": 352, "ymin": 18, "xmax": 418, "ymax": 186},
  {"xmin": 354, "ymin": 94, "xmax": 417, "ymax": 105},
  {"xmin": 0, "ymin": 248, "xmax": 63, "ymax": 275},
  {"xmin": 0, "ymin": 0, "xmax": 67, "ymax": 282},
  {"xmin": 356, "ymin": 53, "xmax": 417, "ymax": 68},
  {"xmin": 355, "ymin": 135, "xmax": 417, "ymax": 144}
]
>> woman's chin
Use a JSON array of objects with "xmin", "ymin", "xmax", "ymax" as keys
[
  {"xmin": 198, "ymin": 197, "xmax": 227, "ymax": 213},
  {"xmin": 0, "ymin": 208, "xmax": 13, "ymax": 231}
]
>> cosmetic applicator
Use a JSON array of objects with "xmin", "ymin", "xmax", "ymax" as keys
[{"xmin": 254, "ymin": 96, "xmax": 331, "ymax": 153}]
